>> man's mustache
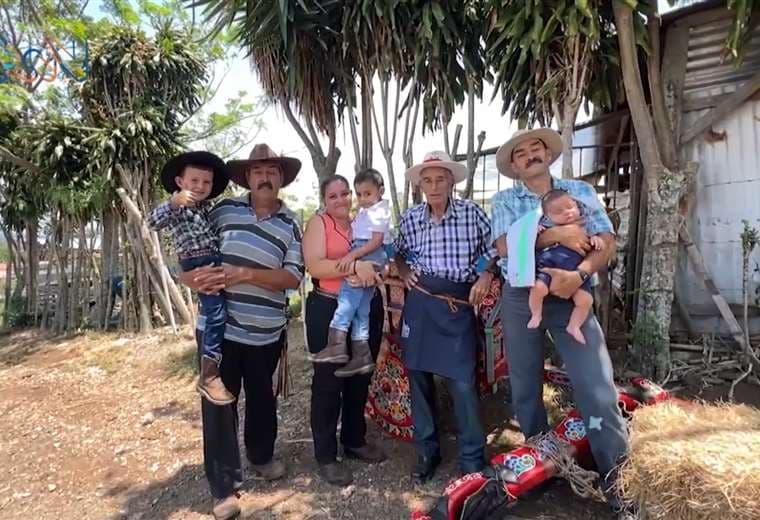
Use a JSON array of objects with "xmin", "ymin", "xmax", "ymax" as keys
[
  {"xmin": 526, "ymin": 157, "xmax": 543, "ymax": 167},
  {"xmin": 256, "ymin": 181, "xmax": 274, "ymax": 190}
]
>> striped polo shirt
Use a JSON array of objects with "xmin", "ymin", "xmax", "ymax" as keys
[{"xmin": 196, "ymin": 195, "xmax": 304, "ymax": 346}]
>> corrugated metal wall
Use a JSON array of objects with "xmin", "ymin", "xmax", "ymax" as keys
[{"xmin": 678, "ymin": 11, "xmax": 760, "ymax": 308}]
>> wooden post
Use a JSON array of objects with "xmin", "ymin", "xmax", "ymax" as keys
[{"xmin": 152, "ymin": 231, "xmax": 177, "ymax": 334}]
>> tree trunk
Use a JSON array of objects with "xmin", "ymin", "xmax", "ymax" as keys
[
  {"xmin": 613, "ymin": 2, "xmax": 689, "ymax": 380},
  {"xmin": 99, "ymin": 208, "xmax": 117, "ymax": 329},
  {"xmin": 3, "ymin": 238, "xmax": 12, "ymax": 328},
  {"xmin": 559, "ymin": 100, "xmax": 578, "ymax": 179},
  {"xmin": 25, "ymin": 218, "xmax": 39, "ymax": 320},
  {"xmin": 359, "ymin": 77, "xmax": 373, "ymax": 171}
]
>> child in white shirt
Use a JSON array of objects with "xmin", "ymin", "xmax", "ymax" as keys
[{"xmin": 326, "ymin": 168, "xmax": 391, "ymax": 378}]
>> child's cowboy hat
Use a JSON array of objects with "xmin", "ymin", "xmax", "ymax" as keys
[
  {"xmin": 160, "ymin": 151, "xmax": 230, "ymax": 199},
  {"xmin": 495, "ymin": 128, "xmax": 563, "ymax": 179},
  {"xmin": 404, "ymin": 150, "xmax": 467, "ymax": 186},
  {"xmin": 227, "ymin": 143, "xmax": 302, "ymax": 189}
]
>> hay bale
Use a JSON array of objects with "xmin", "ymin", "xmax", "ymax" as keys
[{"xmin": 619, "ymin": 401, "xmax": 760, "ymax": 520}]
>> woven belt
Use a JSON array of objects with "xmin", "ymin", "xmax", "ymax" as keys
[
  {"xmin": 177, "ymin": 248, "xmax": 217, "ymax": 260},
  {"xmin": 412, "ymin": 284, "xmax": 471, "ymax": 313}
]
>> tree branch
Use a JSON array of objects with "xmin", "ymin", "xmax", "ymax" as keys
[
  {"xmin": 612, "ymin": 1, "xmax": 664, "ymax": 180},
  {"xmin": 647, "ymin": 9, "xmax": 677, "ymax": 170},
  {"xmin": 280, "ymin": 99, "xmax": 320, "ymax": 156},
  {"xmin": 0, "ymin": 145, "xmax": 40, "ymax": 173}
]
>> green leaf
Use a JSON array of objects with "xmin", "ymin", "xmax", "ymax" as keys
[{"xmin": 575, "ymin": 0, "xmax": 593, "ymax": 19}]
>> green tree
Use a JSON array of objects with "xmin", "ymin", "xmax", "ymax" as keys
[{"xmin": 486, "ymin": 0, "xmax": 624, "ymax": 178}]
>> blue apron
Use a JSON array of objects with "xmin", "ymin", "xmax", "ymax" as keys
[{"xmin": 401, "ymin": 274, "xmax": 477, "ymax": 383}]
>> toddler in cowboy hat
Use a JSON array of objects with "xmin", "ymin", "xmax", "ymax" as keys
[{"xmin": 147, "ymin": 151, "xmax": 234, "ymax": 406}]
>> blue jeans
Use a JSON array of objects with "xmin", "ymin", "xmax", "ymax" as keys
[
  {"xmin": 409, "ymin": 369, "xmax": 486, "ymax": 473},
  {"xmin": 180, "ymin": 254, "xmax": 226, "ymax": 363},
  {"xmin": 330, "ymin": 239, "xmax": 387, "ymax": 341}
]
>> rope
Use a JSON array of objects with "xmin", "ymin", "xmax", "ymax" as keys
[
  {"xmin": 526, "ymin": 431, "xmax": 606, "ymax": 501},
  {"xmin": 412, "ymin": 284, "xmax": 471, "ymax": 313}
]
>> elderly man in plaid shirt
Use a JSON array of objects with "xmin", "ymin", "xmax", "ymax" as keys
[
  {"xmin": 491, "ymin": 128, "xmax": 632, "ymax": 519},
  {"xmin": 394, "ymin": 151, "xmax": 496, "ymax": 484}
]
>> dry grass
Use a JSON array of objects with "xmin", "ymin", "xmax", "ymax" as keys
[{"xmin": 619, "ymin": 401, "xmax": 760, "ymax": 520}]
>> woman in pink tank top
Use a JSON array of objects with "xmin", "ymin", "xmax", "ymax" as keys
[{"xmin": 302, "ymin": 174, "xmax": 387, "ymax": 485}]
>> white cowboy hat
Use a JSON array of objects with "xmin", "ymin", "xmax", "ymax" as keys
[
  {"xmin": 404, "ymin": 150, "xmax": 467, "ymax": 186},
  {"xmin": 495, "ymin": 128, "xmax": 563, "ymax": 179}
]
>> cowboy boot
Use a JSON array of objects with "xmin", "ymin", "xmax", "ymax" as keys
[
  {"xmin": 197, "ymin": 357, "xmax": 236, "ymax": 405},
  {"xmin": 334, "ymin": 339, "xmax": 375, "ymax": 378},
  {"xmin": 311, "ymin": 327, "xmax": 349, "ymax": 363}
]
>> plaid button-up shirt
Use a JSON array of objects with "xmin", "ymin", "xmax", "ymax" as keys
[
  {"xmin": 147, "ymin": 200, "xmax": 218, "ymax": 256},
  {"xmin": 394, "ymin": 198, "xmax": 494, "ymax": 283},
  {"xmin": 490, "ymin": 177, "xmax": 614, "ymax": 281}
]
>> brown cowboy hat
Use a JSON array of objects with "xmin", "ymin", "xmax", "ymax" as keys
[
  {"xmin": 227, "ymin": 143, "xmax": 302, "ymax": 188},
  {"xmin": 160, "ymin": 151, "xmax": 229, "ymax": 199}
]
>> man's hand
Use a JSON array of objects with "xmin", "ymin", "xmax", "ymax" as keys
[
  {"xmin": 171, "ymin": 190, "xmax": 198, "ymax": 209},
  {"xmin": 222, "ymin": 265, "xmax": 250, "ymax": 287},
  {"xmin": 538, "ymin": 224, "xmax": 590, "ymax": 255},
  {"xmin": 469, "ymin": 272, "xmax": 493, "ymax": 306},
  {"xmin": 396, "ymin": 261, "xmax": 419, "ymax": 290},
  {"xmin": 179, "ymin": 265, "xmax": 225, "ymax": 295},
  {"xmin": 540, "ymin": 267, "xmax": 582, "ymax": 299}
]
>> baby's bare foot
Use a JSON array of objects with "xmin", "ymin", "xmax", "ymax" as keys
[{"xmin": 567, "ymin": 325, "xmax": 586, "ymax": 345}]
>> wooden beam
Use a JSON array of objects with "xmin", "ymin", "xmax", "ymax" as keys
[
  {"xmin": 681, "ymin": 71, "xmax": 760, "ymax": 144},
  {"xmin": 682, "ymin": 90, "xmax": 760, "ymax": 112}
]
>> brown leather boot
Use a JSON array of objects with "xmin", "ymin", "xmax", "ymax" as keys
[
  {"xmin": 197, "ymin": 357, "xmax": 235, "ymax": 405},
  {"xmin": 334, "ymin": 339, "xmax": 375, "ymax": 378},
  {"xmin": 311, "ymin": 327, "xmax": 349, "ymax": 363}
]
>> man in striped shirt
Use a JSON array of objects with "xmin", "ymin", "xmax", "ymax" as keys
[
  {"xmin": 179, "ymin": 144, "xmax": 304, "ymax": 520},
  {"xmin": 394, "ymin": 151, "xmax": 496, "ymax": 483}
]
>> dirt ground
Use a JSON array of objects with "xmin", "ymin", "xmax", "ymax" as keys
[{"xmin": 0, "ymin": 324, "xmax": 755, "ymax": 520}]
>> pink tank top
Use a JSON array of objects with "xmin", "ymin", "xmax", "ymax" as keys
[{"xmin": 318, "ymin": 213, "xmax": 351, "ymax": 294}]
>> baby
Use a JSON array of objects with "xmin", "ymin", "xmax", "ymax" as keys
[
  {"xmin": 529, "ymin": 189, "xmax": 604, "ymax": 344},
  {"xmin": 325, "ymin": 168, "xmax": 391, "ymax": 378},
  {"xmin": 147, "ymin": 151, "xmax": 234, "ymax": 405}
]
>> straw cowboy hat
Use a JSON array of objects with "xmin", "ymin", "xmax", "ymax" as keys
[
  {"xmin": 160, "ymin": 151, "xmax": 230, "ymax": 199},
  {"xmin": 495, "ymin": 128, "xmax": 563, "ymax": 179},
  {"xmin": 227, "ymin": 143, "xmax": 302, "ymax": 189},
  {"xmin": 404, "ymin": 150, "xmax": 467, "ymax": 186}
]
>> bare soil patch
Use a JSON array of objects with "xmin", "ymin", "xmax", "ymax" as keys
[{"xmin": 0, "ymin": 324, "xmax": 678, "ymax": 519}]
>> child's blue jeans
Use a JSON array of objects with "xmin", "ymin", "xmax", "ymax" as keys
[
  {"xmin": 180, "ymin": 254, "xmax": 226, "ymax": 363},
  {"xmin": 330, "ymin": 239, "xmax": 387, "ymax": 341}
]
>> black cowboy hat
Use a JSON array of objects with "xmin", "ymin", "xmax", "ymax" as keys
[
  {"xmin": 160, "ymin": 151, "xmax": 230, "ymax": 199},
  {"xmin": 227, "ymin": 143, "xmax": 302, "ymax": 189}
]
